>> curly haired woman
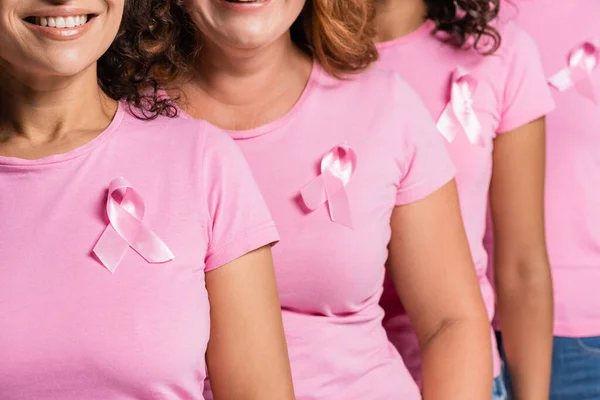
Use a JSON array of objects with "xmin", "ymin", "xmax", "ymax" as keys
[
  {"xmin": 0, "ymin": 0, "xmax": 294, "ymax": 399},
  {"xmin": 374, "ymin": 1, "xmax": 555, "ymax": 399}
]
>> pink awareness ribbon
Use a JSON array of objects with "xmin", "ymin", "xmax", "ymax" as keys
[
  {"xmin": 548, "ymin": 39, "xmax": 599, "ymax": 103},
  {"xmin": 93, "ymin": 177, "xmax": 174, "ymax": 273},
  {"xmin": 437, "ymin": 66, "xmax": 484, "ymax": 146},
  {"xmin": 300, "ymin": 144, "xmax": 357, "ymax": 229}
]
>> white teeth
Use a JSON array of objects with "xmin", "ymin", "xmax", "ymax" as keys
[{"xmin": 31, "ymin": 14, "xmax": 89, "ymax": 28}]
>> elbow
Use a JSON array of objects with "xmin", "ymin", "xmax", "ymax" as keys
[
  {"xmin": 494, "ymin": 254, "xmax": 553, "ymax": 297},
  {"xmin": 420, "ymin": 312, "xmax": 490, "ymax": 352}
]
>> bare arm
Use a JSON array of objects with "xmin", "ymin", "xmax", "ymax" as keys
[
  {"xmin": 490, "ymin": 117, "xmax": 553, "ymax": 400},
  {"xmin": 389, "ymin": 180, "xmax": 492, "ymax": 400},
  {"xmin": 205, "ymin": 246, "xmax": 295, "ymax": 400}
]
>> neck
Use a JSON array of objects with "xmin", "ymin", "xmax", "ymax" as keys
[
  {"xmin": 0, "ymin": 64, "xmax": 116, "ymax": 145},
  {"xmin": 374, "ymin": 0, "xmax": 429, "ymax": 42},
  {"xmin": 181, "ymin": 33, "xmax": 312, "ymax": 130}
]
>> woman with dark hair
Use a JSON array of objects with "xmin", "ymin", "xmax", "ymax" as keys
[
  {"xmin": 374, "ymin": 1, "xmax": 555, "ymax": 399},
  {"xmin": 495, "ymin": 1, "xmax": 600, "ymax": 399},
  {"xmin": 0, "ymin": 0, "xmax": 294, "ymax": 399},
  {"xmin": 117, "ymin": 0, "xmax": 493, "ymax": 399}
]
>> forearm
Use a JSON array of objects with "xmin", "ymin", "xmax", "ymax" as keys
[
  {"xmin": 420, "ymin": 317, "xmax": 492, "ymax": 400},
  {"xmin": 496, "ymin": 262, "xmax": 553, "ymax": 400}
]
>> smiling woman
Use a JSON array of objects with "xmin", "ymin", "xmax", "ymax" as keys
[
  {"xmin": 0, "ymin": 1, "xmax": 121, "ymax": 78},
  {"xmin": 0, "ymin": 1, "xmax": 294, "ymax": 399}
]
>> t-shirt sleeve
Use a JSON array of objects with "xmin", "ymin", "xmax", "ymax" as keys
[
  {"xmin": 392, "ymin": 76, "xmax": 457, "ymax": 205},
  {"xmin": 201, "ymin": 125, "xmax": 279, "ymax": 272},
  {"xmin": 497, "ymin": 22, "xmax": 556, "ymax": 133}
]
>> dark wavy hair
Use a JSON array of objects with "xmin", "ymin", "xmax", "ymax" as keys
[
  {"xmin": 425, "ymin": 0, "xmax": 501, "ymax": 53},
  {"xmin": 97, "ymin": 0, "xmax": 184, "ymax": 120},
  {"xmin": 96, "ymin": 0, "xmax": 378, "ymax": 120}
]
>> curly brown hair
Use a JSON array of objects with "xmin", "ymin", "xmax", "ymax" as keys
[
  {"xmin": 97, "ymin": 0, "xmax": 182, "ymax": 120},
  {"xmin": 96, "ymin": 0, "xmax": 378, "ymax": 119},
  {"xmin": 425, "ymin": 0, "xmax": 501, "ymax": 54}
]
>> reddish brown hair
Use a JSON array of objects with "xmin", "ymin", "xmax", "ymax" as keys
[{"xmin": 291, "ymin": 0, "xmax": 378, "ymax": 76}]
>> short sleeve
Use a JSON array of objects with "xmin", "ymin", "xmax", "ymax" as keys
[
  {"xmin": 391, "ymin": 76, "xmax": 457, "ymax": 205},
  {"xmin": 497, "ymin": 22, "xmax": 555, "ymax": 133},
  {"xmin": 201, "ymin": 125, "xmax": 279, "ymax": 272}
]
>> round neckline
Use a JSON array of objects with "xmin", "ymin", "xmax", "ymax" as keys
[
  {"xmin": 376, "ymin": 19, "xmax": 436, "ymax": 50},
  {"xmin": 178, "ymin": 59, "xmax": 321, "ymax": 140},
  {"xmin": 0, "ymin": 102, "xmax": 125, "ymax": 167}
]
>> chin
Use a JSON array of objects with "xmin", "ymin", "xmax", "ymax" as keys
[
  {"xmin": 23, "ymin": 55, "xmax": 96, "ymax": 82},
  {"xmin": 48, "ymin": 63, "xmax": 95, "ymax": 78},
  {"xmin": 44, "ymin": 49, "xmax": 100, "ymax": 76},
  {"xmin": 219, "ymin": 27, "xmax": 282, "ymax": 51}
]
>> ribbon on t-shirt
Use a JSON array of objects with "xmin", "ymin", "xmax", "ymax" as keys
[
  {"xmin": 548, "ymin": 39, "xmax": 599, "ymax": 104},
  {"xmin": 300, "ymin": 144, "xmax": 357, "ymax": 229},
  {"xmin": 437, "ymin": 66, "xmax": 484, "ymax": 146},
  {"xmin": 93, "ymin": 177, "xmax": 174, "ymax": 273}
]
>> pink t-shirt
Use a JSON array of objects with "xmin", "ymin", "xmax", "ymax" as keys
[
  {"xmin": 191, "ymin": 63, "xmax": 456, "ymax": 400},
  {"xmin": 376, "ymin": 20, "xmax": 555, "ymax": 383},
  {"xmin": 490, "ymin": 0, "xmax": 600, "ymax": 337},
  {"xmin": 0, "ymin": 105, "xmax": 279, "ymax": 399}
]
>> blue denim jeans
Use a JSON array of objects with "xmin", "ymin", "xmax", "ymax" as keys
[
  {"xmin": 492, "ymin": 374, "xmax": 508, "ymax": 400},
  {"xmin": 496, "ymin": 332, "xmax": 600, "ymax": 400}
]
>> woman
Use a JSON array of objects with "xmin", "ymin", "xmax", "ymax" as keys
[
  {"xmin": 0, "ymin": 0, "xmax": 295, "ymax": 399},
  {"xmin": 122, "ymin": 0, "xmax": 493, "ymax": 398},
  {"xmin": 374, "ymin": 0, "xmax": 555, "ymax": 399},
  {"xmin": 496, "ymin": 1, "xmax": 600, "ymax": 398}
]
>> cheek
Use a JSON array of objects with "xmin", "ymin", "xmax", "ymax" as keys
[
  {"xmin": 180, "ymin": 0, "xmax": 211, "ymax": 31},
  {"xmin": 108, "ymin": 0, "xmax": 125, "ymax": 25},
  {"xmin": 183, "ymin": 0, "xmax": 207, "ymax": 15},
  {"xmin": 285, "ymin": 0, "xmax": 307, "ymax": 27},
  {"xmin": 0, "ymin": 15, "xmax": 27, "ymax": 63},
  {"xmin": 100, "ymin": 1, "xmax": 125, "ymax": 48},
  {"xmin": 110, "ymin": 0, "xmax": 126, "ymax": 11}
]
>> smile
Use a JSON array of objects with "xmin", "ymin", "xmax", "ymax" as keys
[{"xmin": 25, "ymin": 15, "xmax": 91, "ymax": 29}]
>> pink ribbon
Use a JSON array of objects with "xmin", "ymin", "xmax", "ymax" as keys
[
  {"xmin": 300, "ymin": 144, "xmax": 357, "ymax": 229},
  {"xmin": 437, "ymin": 66, "xmax": 483, "ymax": 146},
  {"xmin": 93, "ymin": 177, "xmax": 174, "ymax": 273},
  {"xmin": 548, "ymin": 39, "xmax": 599, "ymax": 103}
]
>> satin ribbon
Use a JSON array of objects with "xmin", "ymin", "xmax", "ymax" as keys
[
  {"xmin": 93, "ymin": 177, "xmax": 174, "ymax": 273},
  {"xmin": 548, "ymin": 39, "xmax": 599, "ymax": 103},
  {"xmin": 437, "ymin": 66, "xmax": 483, "ymax": 146},
  {"xmin": 300, "ymin": 144, "xmax": 357, "ymax": 229}
]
